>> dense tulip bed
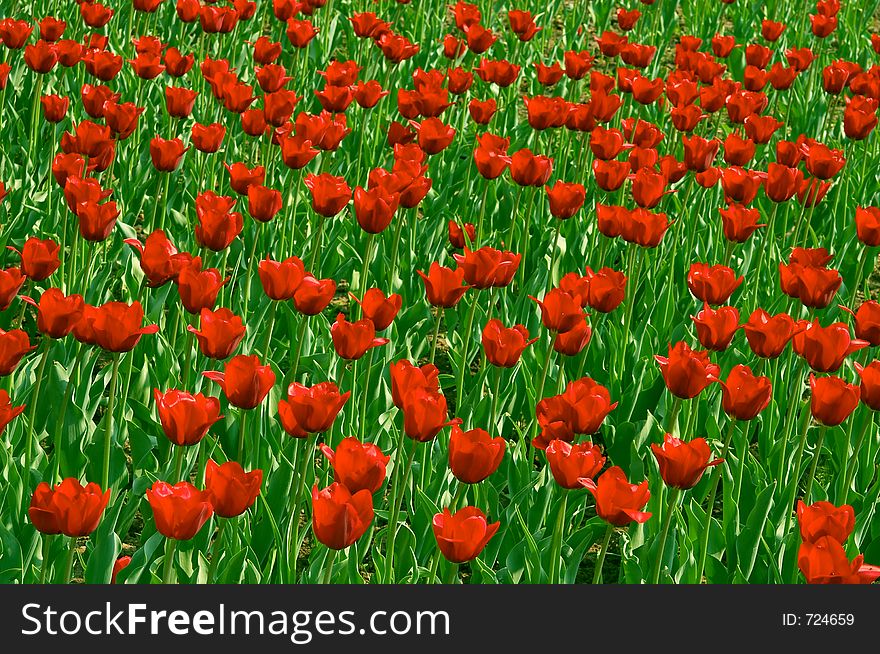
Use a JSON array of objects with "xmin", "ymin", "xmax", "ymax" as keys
[{"xmin": 2, "ymin": 0, "xmax": 880, "ymax": 585}]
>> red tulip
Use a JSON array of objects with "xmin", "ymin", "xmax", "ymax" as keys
[
  {"xmin": 651, "ymin": 434, "xmax": 722, "ymax": 489},
  {"xmin": 798, "ymin": 536, "xmax": 880, "ymax": 584},
  {"xmin": 482, "ymin": 318, "xmax": 537, "ymax": 368},
  {"xmin": 692, "ymin": 304, "xmax": 740, "ymax": 351},
  {"xmin": 187, "ymin": 307, "xmax": 245, "ymax": 359},
  {"xmin": 389, "ymin": 360, "xmax": 439, "ymax": 409},
  {"xmin": 279, "ymin": 381, "xmax": 350, "ymax": 435},
  {"xmin": 719, "ymin": 204, "xmax": 765, "ymax": 242},
  {"xmin": 654, "ymin": 341, "xmax": 719, "ymax": 399},
  {"xmin": 21, "ymin": 288, "xmax": 85, "ymax": 339},
  {"xmin": 0, "ymin": 389, "xmax": 25, "ymax": 434},
  {"xmin": 793, "ymin": 320, "xmax": 868, "ymax": 373},
  {"xmin": 311, "ymin": 482, "xmax": 373, "ymax": 549},
  {"xmin": 797, "ymin": 500, "xmax": 855, "ymax": 544},
  {"xmin": 292, "ymin": 275, "xmax": 336, "ymax": 315},
  {"xmin": 453, "ymin": 247, "xmax": 521, "ymax": 289},
  {"xmin": 146, "ymin": 481, "xmax": 214, "ymax": 540},
  {"xmin": 14, "ymin": 237, "xmax": 61, "ymax": 281},
  {"xmin": 305, "ymin": 173, "xmax": 351, "ymax": 217},
  {"xmin": 154, "ymin": 389, "xmax": 223, "ymax": 446},
  {"xmin": 545, "ymin": 181, "xmax": 586, "ymax": 219},
  {"xmin": 0, "ymin": 328, "xmax": 35, "ymax": 376},
  {"xmin": 176, "ymin": 257, "xmax": 229, "ymax": 314},
  {"xmin": 204, "ymin": 459, "xmax": 262, "ymax": 518},
  {"xmin": 854, "ymin": 361, "xmax": 880, "ymax": 410},
  {"xmin": 855, "ymin": 206, "xmax": 880, "ymax": 247},
  {"xmin": 743, "ymin": 309, "xmax": 799, "ymax": 358},
  {"xmin": 448, "ymin": 425, "xmax": 505, "ymax": 484},
  {"xmin": 809, "ymin": 374, "xmax": 859, "ymax": 426},
  {"xmin": 432, "ymin": 506, "xmax": 499, "ymax": 562},
  {"xmin": 401, "ymin": 387, "xmax": 458, "ymax": 442},
  {"xmin": 258, "ymin": 255, "xmax": 305, "ymax": 301},
  {"xmin": 149, "ymin": 136, "xmax": 188, "ymax": 172},
  {"xmin": 29, "ymin": 479, "xmax": 110, "ymax": 537},
  {"xmin": 203, "ymin": 355, "xmax": 275, "ymax": 410},
  {"xmin": 686, "ymin": 263, "xmax": 743, "ymax": 305},
  {"xmin": 320, "ymin": 437, "xmax": 389, "ymax": 494},
  {"xmin": 545, "ymin": 439, "xmax": 605, "ymax": 489},
  {"xmin": 718, "ymin": 365, "xmax": 772, "ymax": 420},
  {"xmin": 87, "ymin": 301, "xmax": 159, "ymax": 352},
  {"xmin": 580, "ymin": 466, "xmax": 651, "ymax": 526},
  {"xmin": 584, "ymin": 267, "xmax": 626, "ymax": 313}
]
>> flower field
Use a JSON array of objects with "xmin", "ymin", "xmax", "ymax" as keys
[{"xmin": 1, "ymin": 0, "xmax": 880, "ymax": 585}]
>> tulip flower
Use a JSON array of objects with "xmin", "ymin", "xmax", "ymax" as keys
[
  {"xmin": 204, "ymin": 459, "xmax": 262, "ymax": 518},
  {"xmin": 320, "ymin": 437, "xmax": 389, "ymax": 494},
  {"xmin": 258, "ymin": 255, "xmax": 305, "ymax": 301},
  {"xmin": 453, "ymin": 247, "xmax": 521, "ymax": 289},
  {"xmin": 351, "ymin": 289, "xmax": 401, "ymax": 331},
  {"xmin": 146, "ymin": 480, "xmax": 214, "ymax": 540},
  {"xmin": 21, "ymin": 288, "xmax": 85, "ymax": 339},
  {"xmin": 654, "ymin": 341, "xmax": 720, "ymax": 399},
  {"xmin": 854, "ymin": 361, "xmax": 880, "ymax": 410},
  {"xmin": 312, "ymin": 482, "xmax": 374, "ymax": 550},
  {"xmin": 743, "ymin": 309, "xmax": 799, "ymax": 358},
  {"xmin": 154, "ymin": 389, "xmax": 223, "ymax": 446},
  {"xmin": 798, "ymin": 536, "xmax": 880, "ymax": 584},
  {"xmin": 401, "ymin": 387, "xmax": 459, "ymax": 442},
  {"xmin": 389, "ymin": 360, "xmax": 440, "ymax": 409},
  {"xmin": 176, "ymin": 257, "xmax": 229, "ymax": 314},
  {"xmin": 187, "ymin": 308, "xmax": 245, "ymax": 359},
  {"xmin": 13, "ymin": 237, "xmax": 61, "ymax": 280},
  {"xmin": 278, "ymin": 381, "xmax": 350, "ymax": 435},
  {"xmin": 88, "ymin": 301, "xmax": 159, "ymax": 352},
  {"xmin": 149, "ymin": 136, "xmax": 188, "ymax": 172},
  {"xmin": 203, "ymin": 355, "xmax": 275, "ymax": 410},
  {"xmin": 0, "ymin": 389, "xmax": 25, "ymax": 434},
  {"xmin": 545, "ymin": 439, "xmax": 606, "ymax": 489},
  {"xmin": 809, "ymin": 374, "xmax": 859, "ymax": 426},
  {"xmin": 718, "ymin": 365, "xmax": 773, "ymax": 421},
  {"xmin": 580, "ymin": 466, "xmax": 651, "ymax": 526},
  {"xmin": 481, "ymin": 319, "xmax": 537, "ymax": 368},
  {"xmin": 292, "ymin": 275, "xmax": 336, "ymax": 315},
  {"xmin": 305, "ymin": 173, "xmax": 352, "ymax": 217},
  {"xmin": 0, "ymin": 328, "xmax": 35, "ymax": 376},
  {"xmin": 651, "ymin": 434, "xmax": 722, "ymax": 490},
  {"xmin": 530, "ymin": 289, "xmax": 584, "ymax": 333},
  {"xmin": 432, "ymin": 507, "xmax": 500, "ymax": 563},
  {"xmin": 124, "ymin": 230, "xmax": 190, "ymax": 288},
  {"xmin": 448, "ymin": 425, "xmax": 505, "ymax": 484},
  {"xmin": 29, "ymin": 479, "xmax": 110, "ymax": 536},
  {"xmin": 692, "ymin": 304, "xmax": 740, "ymax": 351},
  {"xmin": 418, "ymin": 263, "xmax": 470, "ymax": 308},
  {"xmin": 686, "ymin": 263, "xmax": 743, "ymax": 305},
  {"xmin": 797, "ymin": 500, "xmax": 855, "ymax": 544},
  {"xmin": 330, "ymin": 313, "xmax": 389, "ymax": 360}
]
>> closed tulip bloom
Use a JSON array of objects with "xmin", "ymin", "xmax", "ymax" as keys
[
  {"xmin": 651, "ymin": 434, "xmax": 722, "ymax": 490},
  {"xmin": 482, "ymin": 318, "xmax": 537, "ymax": 368},
  {"xmin": 687, "ymin": 263, "xmax": 743, "ymax": 305},
  {"xmin": 793, "ymin": 320, "xmax": 868, "ymax": 373},
  {"xmin": 618, "ymin": 207, "xmax": 671, "ymax": 248},
  {"xmin": 88, "ymin": 301, "xmax": 159, "ymax": 352},
  {"xmin": 682, "ymin": 135, "xmax": 720, "ymax": 171},
  {"xmin": 554, "ymin": 315, "xmax": 592, "ymax": 356},
  {"xmin": 854, "ymin": 362, "xmax": 880, "ymax": 410},
  {"xmin": 855, "ymin": 206, "xmax": 880, "ymax": 246},
  {"xmin": 125, "ymin": 230, "xmax": 190, "ymax": 288},
  {"xmin": 28, "ymin": 479, "xmax": 110, "ymax": 537},
  {"xmin": 191, "ymin": 122, "xmax": 226, "ymax": 153},
  {"xmin": 389, "ymin": 360, "xmax": 440, "ymax": 409},
  {"xmin": 804, "ymin": 143, "xmax": 845, "ymax": 180},
  {"xmin": 40, "ymin": 94, "xmax": 69, "ymax": 122},
  {"xmin": 545, "ymin": 439, "xmax": 606, "ymax": 489},
  {"xmin": 432, "ymin": 506, "xmax": 499, "ymax": 563},
  {"xmin": 312, "ymin": 482, "xmax": 374, "ymax": 550},
  {"xmin": 809, "ymin": 374, "xmax": 859, "ymax": 426},
  {"xmin": 401, "ymin": 387, "xmax": 458, "ymax": 442},
  {"xmin": 21, "ymin": 288, "xmax": 85, "ymax": 339},
  {"xmin": 718, "ymin": 365, "xmax": 773, "ymax": 420},
  {"xmin": 257, "ymin": 255, "xmax": 304, "ymax": 301},
  {"xmin": 448, "ymin": 425, "xmax": 505, "ymax": 484},
  {"xmin": 154, "ymin": 389, "xmax": 223, "ymax": 446},
  {"xmin": 418, "ymin": 262, "xmax": 470, "ymax": 308},
  {"xmin": 744, "ymin": 309, "xmax": 798, "ymax": 358},
  {"xmin": 468, "ymin": 98, "xmax": 497, "ymax": 124},
  {"xmin": 203, "ymin": 355, "xmax": 275, "ymax": 410},
  {"xmin": 204, "ymin": 459, "xmax": 262, "ymax": 518},
  {"xmin": 545, "ymin": 181, "xmax": 586, "ymax": 219},
  {"xmin": 305, "ymin": 173, "xmax": 351, "ymax": 217},
  {"xmin": 330, "ymin": 313, "xmax": 389, "ymax": 360},
  {"xmin": 0, "ymin": 328, "xmax": 35, "ymax": 376},
  {"xmin": 111, "ymin": 556, "xmax": 132, "ymax": 584},
  {"xmin": 797, "ymin": 500, "xmax": 855, "ymax": 544},
  {"xmin": 246, "ymin": 185, "xmax": 283, "ymax": 223},
  {"xmin": 76, "ymin": 200, "xmax": 120, "ymax": 241},
  {"xmin": 692, "ymin": 304, "xmax": 740, "ymax": 351},
  {"xmin": 530, "ymin": 289, "xmax": 584, "ymax": 333},
  {"xmin": 176, "ymin": 258, "xmax": 229, "ymax": 314},
  {"xmin": 293, "ymin": 275, "xmax": 336, "ymax": 315},
  {"xmin": 509, "ymin": 148, "xmax": 553, "ymax": 186},
  {"xmin": 165, "ymin": 86, "xmax": 198, "ymax": 118},
  {"xmin": 654, "ymin": 341, "xmax": 720, "ymax": 399},
  {"xmin": 320, "ymin": 437, "xmax": 389, "ymax": 494},
  {"xmin": 453, "ymin": 247, "xmax": 521, "ymax": 289},
  {"xmin": 16, "ymin": 237, "xmax": 61, "ymax": 280},
  {"xmin": 354, "ymin": 185, "xmax": 400, "ymax": 234},
  {"xmin": 146, "ymin": 481, "xmax": 214, "ymax": 540},
  {"xmin": 448, "ymin": 221, "xmax": 476, "ymax": 249},
  {"xmin": 149, "ymin": 136, "xmax": 188, "ymax": 171},
  {"xmin": 719, "ymin": 204, "xmax": 765, "ymax": 242},
  {"xmin": 351, "ymin": 288, "xmax": 401, "ymax": 331},
  {"xmin": 187, "ymin": 308, "xmax": 245, "ymax": 359},
  {"xmin": 411, "ymin": 117, "xmax": 455, "ymax": 155},
  {"xmin": 583, "ymin": 266, "xmax": 627, "ymax": 313},
  {"xmin": 840, "ymin": 300, "xmax": 880, "ymax": 346},
  {"xmin": 580, "ymin": 466, "xmax": 651, "ymax": 526},
  {"xmin": 280, "ymin": 381, "xmax": 350, "ymax": 434},
  {"xmin": 562, "ymin": 377, "xmax": 618, "ymax": 434}
]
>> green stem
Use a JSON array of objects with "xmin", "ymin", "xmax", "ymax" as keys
[
  {"xmin": 173, "ymin": 445, "xmax": 185, "ymax": 483},
  {"xmin": 162, "ymin": 538, "xmax": 178, "ymax": 584},
  {"xmin": 592, "ymin": 523, "xmax": 614, "ymax": 584},
  {"xmin": 443, "ymin": 561, "xmax": 459, "ymax": 585},
  {"xmin": 695, "ymin": 419, "xmax": 736, "ymax": 584},
  {"xmin": 101, "ymin": 354, "xmax": 121, "ymax": 491},
  {"xmin": 549, "ymin": 490, "xmax": 569, "ymax": 584},
  {"xmin": 803, "ymin": 425, "xmax": 828, "ymax": 504},
  {"xmin": 545, "ymin": 219, "xmax": 563, "ymax": 293},
  {"xmin": 384, "ymin": 432, "xmax": 416, "ymax": 583},
  {"xmin": 307, "ymin": 214, "xmax": 327, "ymax": 274},
  {"xmin": 650, "ymin": 486, "xmax": 681, "ymax": 584},
  {"xmin": 25, "ymin": 339, "xmax": 51, "ymax": 485},
  {"xmin": 237, "ymin": 408, "xmax": 249, "ymax": 464},
  {"xmin": 843, "ymin": 413, "xmax": 873, "ymax": 504},
  {"xmin": 454, "ymin": 293, "xmax": 480, "ymax": 408},
  {"xmin": 321, "ymin": 548, "xmax": 338, "ymax": 584},
  {"xmin": 429, "ymin": 308, "xmax": 442, "ymax": 365},
  {"xmin": 490, "ymin": 366, "xmax": 502, "ymax": 433},
  {"xmin": 207, "ymin": 519, "xmax": 227, "ymax": 583},
  {"xmin": 358, "ymin": 349, "xmax": 375, "ymax": 439},
  {"xmin": 783, "ymin": 409, "xmax": 814, "ymax": 537},
  {"xmin": 289, "ymin": 440, "xmax": 313, "ymax": 583},
  {"xmin": 39, "ymin": 534, "xmax": 54, "ymax": 584},
  {"xmin": 62, "ymin": 536, "xmax": 76, "ymax": 584}
]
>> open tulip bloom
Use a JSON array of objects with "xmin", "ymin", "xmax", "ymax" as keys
[{"xmin": 2, "ymin": 0, "xmax": 880, "ymax": 591}]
